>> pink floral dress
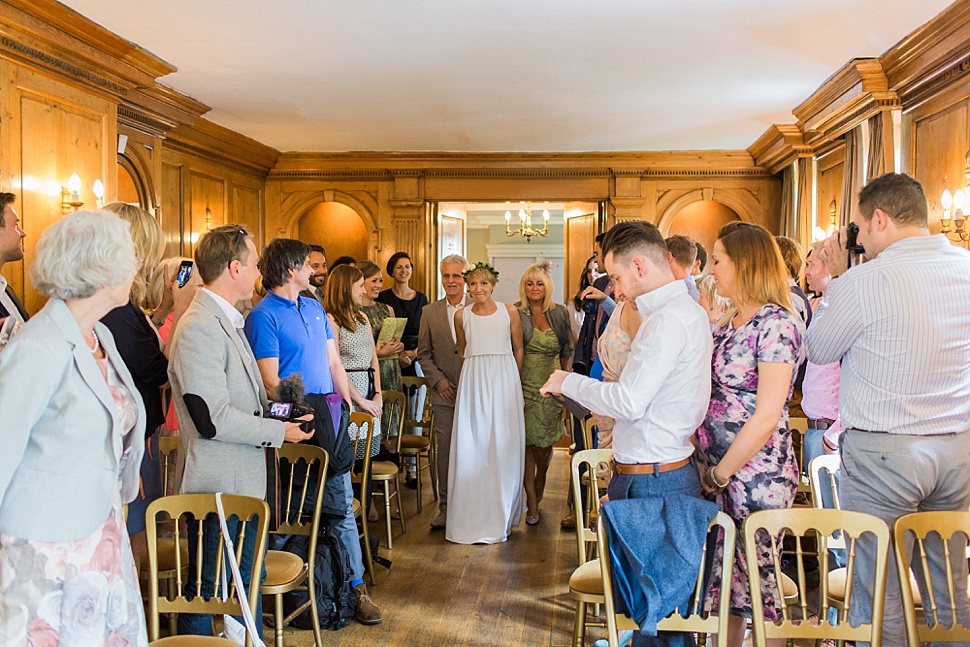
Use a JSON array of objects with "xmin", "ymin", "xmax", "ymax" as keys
[
  {"xmin": 0, "ymin": 356, "xmax": 148, "ymax": 647},
  {"xmin": 694, "ymin": 303, "xmax": 802, "ymax": 621},
  {"xmin": 590, "ymin": 301, "xmax": 632, "ymax": 447}
]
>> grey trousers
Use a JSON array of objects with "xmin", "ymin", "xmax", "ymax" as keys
[
  {"xmin": 840, "ymin": 429, "xmax": 970, "ymax": 647},
  {"xmin": 432, "ymin": 403, "xmax": 456, "ymax": 509}
]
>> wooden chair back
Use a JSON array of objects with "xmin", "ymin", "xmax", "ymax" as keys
[
  {"xmin": 159, "ymin": 435, "xmax": 180, "ymax": 496},
  {"xmin": 146, "ymin": 493, "xmax": 269, "ymax": 643},
  {"xmin": 381, "ymin": 390, "xmax": 407, "ymax": 440},
  {"xmin": 349, "ymin": 412, "xmax": 376, "ymax": 582},
  {"xmin": 582, "ymin": 417, "xmax": 597, "ymax": 452},
  {"xmin": 893, "ymin": 511, "xmax": 970, "ymax": 646},
  {"xmin": 570, "ymin": 448, "xmax": 613, "ymax": 564},
  {"xmin": 597, "ymin": 511, "xmax": 736, "ymax": 647},
  {"xmin": 743, "ymin": 508, "xmax": 890, "ymax": 647},
  {"xmin": 274, "ymin": 443, "xmax": 329, "ymax": 539},
  {"xmin": 399, "ymin": 376, "xmax": 433, "ymax": 442},
  {"xmin": 808, "ymin": 454, "xmax": 841, "ymax": 511}
]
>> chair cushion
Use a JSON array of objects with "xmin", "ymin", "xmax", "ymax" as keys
[
  {"xmin": 263, "ymin": 550, "xmax": 306, "ymax": 587},
  {"xmin": 780, "ymin": 572, "xmax": 797, "ymax": 598},
  {"xmin": 399, "ymin": 436, "xmax": 430, "ymax": 450},
  {"xmin": 569, "ymin": 559, "xmax": 604, "ymax": 595},
  {"xmin": 150, "ymin": 635, "xmax": 237, "ymax": 646},
  {"xmin": 353, "ymin": 498, "xmax": 362, "ymax": 518},
  {"xmin": 371, "ymin": 461, "xmax": 399, "ymax": 477},
  {"xmin": 827, "ymin": 567, "xmax": 922, "ymax": 605},
  {"xmin": 152, "ymin": 537, "xmax": 189, "ymax": 572}
]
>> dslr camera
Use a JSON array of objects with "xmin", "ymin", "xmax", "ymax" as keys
[{"xmin": 265, "ymin": 374, "xmax": 314, "ymax": 432}]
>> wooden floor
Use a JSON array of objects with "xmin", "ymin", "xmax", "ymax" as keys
[{"xmin": 282, "ymin": 448, "xmax": 597, "ymax": 647}]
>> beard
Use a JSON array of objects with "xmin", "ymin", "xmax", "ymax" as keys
[{"xmin": 309, "ymin": 273, "xmax": 326, "ymax": 288}]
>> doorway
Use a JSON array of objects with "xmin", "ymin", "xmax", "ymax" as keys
[
  {"xmin": 664, "ymin": 200, "xmax": 741, "ymax": 267},
  {"xmin": 298, "ymin": 201, "xmax": 369, "ymax": 262}
]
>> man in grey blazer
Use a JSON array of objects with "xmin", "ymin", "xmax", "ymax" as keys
[
  {"xmin": 169, "ymin": 225, "xmax": 313, "ymax": 638},
  {"xmin": 416, "ymin": 254, "xmax": 470, "ymax": 529}
]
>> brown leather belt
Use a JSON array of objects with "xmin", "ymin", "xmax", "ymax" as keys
[
  {"xmin": 613, "ymin": 457, "xmax": 691, "ymax": 475},
  {"xmin": 807, "ymin": 418, "xmax": 835, "ymax": 430}
]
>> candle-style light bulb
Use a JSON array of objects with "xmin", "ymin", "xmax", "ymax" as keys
[
  {"xmin": 68, "ymin": 173, "xmax": 81, "ymax": 201},
  {"xmin": 93, "ymin": 179, "xmax": 104, "ymax": 199},
  {"xmin": 955, "ymin": 189, "xmax": 967, "ymax": 216},
  {"xmin": 543, "ymin": 209, "xmax": 550, "ymax": 222},
  {"xmin": 505, "ymin": 210, "xmax": 511, "ymax": 223}
]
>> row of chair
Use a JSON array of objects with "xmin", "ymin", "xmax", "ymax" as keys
[{"xmin": 567, "ymin": 446, "xmax": 970, "ymax": 647}]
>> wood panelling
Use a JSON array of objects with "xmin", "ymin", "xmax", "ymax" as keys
[
  {"xmin": 297, "ymin": 201, "xmax": 368, "ymax": 262},
  {"xmin": 817, "ymin": 147, "xmax": 846, "ymax": 235},
  {"xmin": 564, "ymin": 213, "xmax": 596, "ymax": 302},
  {"xmin": 665, "ymin": 200, "xmax": 741, "ymax": 256},
  {"xmin": 160, "ymin": 161, "xmax": 183, "ymax": 258},
  {"xmin": 911, "ymin": 99, "xmax": 970, "ymax": 233},
  {"xmin": 0, "ymin": 61, "xmax": 114, "ymax": 313}
]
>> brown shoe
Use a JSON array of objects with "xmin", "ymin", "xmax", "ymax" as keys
[
  {"xmin": 353, "ymin": 583, "xmax": 383, "ymax": 625},
  {"xmin": 560, "ymin": 510, "xmax": 576, "ymax": 530}
]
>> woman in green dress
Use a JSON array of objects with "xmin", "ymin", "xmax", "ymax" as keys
[
  {"xmin": 515, "ymin": 261, "xmax": 574, "ymax": 525},
  {"xmin": 358, "ymin": 260, "xmax": 404, "ymax": 448}
]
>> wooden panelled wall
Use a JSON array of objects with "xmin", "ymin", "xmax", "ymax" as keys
[{"xmin": 5, "ymin": 0, "xmax": 970, "ymax": 310}]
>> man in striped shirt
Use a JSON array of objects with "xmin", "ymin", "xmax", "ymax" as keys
[{"xmin": 806, "ymin": 173, "xmax": 970, "ymax": 646}]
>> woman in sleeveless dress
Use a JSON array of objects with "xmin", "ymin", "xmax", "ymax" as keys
[
  {"xmin": 324, "ymin": 265, "xmax": 383, "ymax": 459},
  {"xmin": 446, "ymin": 263, "xmax": 526, "ymax": 544},
  {"xmin": 591, "ymin": 297, "xmax": 639, "ymax": 448}
]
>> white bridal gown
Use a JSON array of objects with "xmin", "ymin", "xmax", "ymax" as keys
[{"xmin": 446, "ymin": 302, "xmax": 526, "ymax": 544}]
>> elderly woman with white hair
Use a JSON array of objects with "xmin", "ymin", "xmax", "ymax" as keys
[{"xmin": 0, "ymin": 210, "xmax": 148, "ymax": 646}]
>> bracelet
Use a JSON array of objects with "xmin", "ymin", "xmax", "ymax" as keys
[{"xmin": 708, "ymin": 465, "xmax": 730, "ymax": 489}]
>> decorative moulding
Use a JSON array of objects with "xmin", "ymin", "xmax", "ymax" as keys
[
  {"xmin": 747, "ymin": 124, "xmax": 812, "ymax": 174},
  {"xmin": 167, "ymin": 120, "xmax": 280, "ymax": 176}
]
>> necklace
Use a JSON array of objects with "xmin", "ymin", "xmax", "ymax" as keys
[{"xmin": 89, "ymin": 329, "xmax": 100, "ymax": 354}]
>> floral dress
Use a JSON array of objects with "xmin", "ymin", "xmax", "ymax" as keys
[
  {"xmin": 0, "ymin": 356, "xmax": 148, "ymax": 647},
  {"xmin": 338, "ymin": 318, "xmax": 382, "ymax": 458},
  {"xmin": 694, "ymin": 303, "xmax": 802, "ymax": 621},
  {"xmin": 590, "ymin": 301, "xmax": 633, "ymax": 448}
]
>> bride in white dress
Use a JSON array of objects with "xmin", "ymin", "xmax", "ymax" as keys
[{"xmin": 446, "ymin": 263, "xmax": 526, "ymax": 544}]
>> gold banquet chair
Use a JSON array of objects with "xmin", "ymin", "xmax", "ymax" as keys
[
  {"xmin": 743, "ymin": 508, "xmax": 890, "ymax": 647},
  {"xmin": 597, "ymin": 511, "xmax": 737, "ymax": 647},
  {"xmin": 893, "ymin": 511, "xmax": 970, "ymax": 647},
  {"xmin": 370, "ymin": 390, "xmax": 407, "ymax": 548},
  {"xmin": 260, "ymin": 443, "xmax": 329, "ymax": 647},
  {"xmin": 146, "ymin": 493, "xmax": 270, "ymax": 647},
  {"xmin": 568, "ymin": 448, "xmax": 613, "ymax": 647},
  {"xmin": 399, "ymin": 375, "xmax": 438, "ymax": 510},
  {"xmin": 349, "ymin": 412, "xmax": 376, "ymax": 584}
]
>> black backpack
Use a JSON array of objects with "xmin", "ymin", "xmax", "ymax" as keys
[{"xmin": 280, "ymin": 525, "xmax": 358, "ymax": 630}]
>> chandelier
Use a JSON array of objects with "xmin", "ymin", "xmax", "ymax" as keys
[{"xmin": 505, "ymin": 201, "xmax": 549, "ymax": 242}]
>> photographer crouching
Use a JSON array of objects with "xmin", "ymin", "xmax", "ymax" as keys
[{"xmin": 805, "ymin": 173, "xmax": 970, "ymax": 647}]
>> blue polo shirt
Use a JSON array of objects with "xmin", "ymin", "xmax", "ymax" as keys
[{"xmin": 244, "ymin": 290, "xmax": 335, "ymax": 395}]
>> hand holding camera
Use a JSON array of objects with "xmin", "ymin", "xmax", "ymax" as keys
[
  {"xmin": 266, "ymin": 374, "xmax": 316, "ymax": 443},
  {"xmin": 819, "ymin": 224, "xmax": 867, "ymax": 278}
]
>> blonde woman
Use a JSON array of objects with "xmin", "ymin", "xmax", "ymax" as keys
[
  {"xmin": 694, "ymin": 222, "xmax": 803, "ymax": 647},
  {"xmin": 447, "ymin": 263, "xmax": 525, "ymax": 544},
  {"xmin": 696, "ymin": 273, "xmax": 732, "ymax": 328},
  {"xmin": 100, "ymin": 203, "xmax": 195, "ymax": 572},
  {"xmin": 515, "ymin": 261, "xmax": 573, "ymax": 525}
]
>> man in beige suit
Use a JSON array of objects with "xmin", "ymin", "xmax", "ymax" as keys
[{"xmin": 416, "ymin": 254, "xmax": 470, "ymax": 529}]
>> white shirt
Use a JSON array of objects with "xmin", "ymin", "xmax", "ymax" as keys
[
  {"xmin": 445, "ymin": 295, "xmax": 467, "ymax": 343},
  {"xmin": 0, "ymin": 276, "xmax": 25, "ymax": 325},
  {"xmin": 561, "ymin": 280, "xmax": 713, "ymax": 464},
  {"xmin": 202, "ymin": 288, "xmax": 245, "ymax": 330},
  {"xmin": 805, "ymin": 234, "xmax": 970, "ymax": 436}
]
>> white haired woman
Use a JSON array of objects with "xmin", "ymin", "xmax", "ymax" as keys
[
  {"xmin": 0, "ymin": 210, "xmax": 148, "ymax": 646},
  {"xmin": 515, "ymin": 261, "xmax": 574, "ymax": 525}
]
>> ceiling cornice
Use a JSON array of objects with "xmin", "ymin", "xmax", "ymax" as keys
[
  {"xmin": 167, "ymin": 119, "xmax": 280, "ymax": 176},
  {"xmin": 747, "ymin": 124, "xmax": 812, "ymax": 175}
]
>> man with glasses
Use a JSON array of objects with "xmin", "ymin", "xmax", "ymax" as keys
[{"xmin": 169, "ymin": 226, "xmax": 315, "ymax": 638}]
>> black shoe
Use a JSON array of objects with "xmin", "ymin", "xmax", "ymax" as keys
[{"xmin": 405, "ymin": 476, "xmax": 418, "ymax": 490}]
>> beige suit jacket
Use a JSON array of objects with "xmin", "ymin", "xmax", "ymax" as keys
[{"xmin": 416, "ymin": 296, "xmax": 469, "ymax": 408}]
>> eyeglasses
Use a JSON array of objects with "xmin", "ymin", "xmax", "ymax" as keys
[{"xmin": 228, "ymin": 228, "xmax": 247, "ymax": 270}]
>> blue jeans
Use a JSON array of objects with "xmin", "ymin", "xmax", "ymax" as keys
[
  {"xmin": 322, "ymin": 471, "xmax": 364, "ymax": 582},
  {"xmin": 177, "ymin": 514, "xmax": 264, "ymax": 639},
  {"xmin": 608, "ymin": 462, "xmax": 701, "ymax": 647}
]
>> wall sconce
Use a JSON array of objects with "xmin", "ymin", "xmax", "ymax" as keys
[
  {"xmin": 93, "ymin": 179, "xmax": 104, "ymax": 209},
  {"xmin": 60, "ymin": 174, "xmax": 105, "ymax": 214},
  {"xmin": 60, "ymin": 173, "xmax": 83, "ymax": 214},
  {"xmin": 940, "ymin": 151, "xmax": 970, "ymax": 245},
  {"xmin": 505, "ymin": 201, "xmax": 549, "ymax": 242}
]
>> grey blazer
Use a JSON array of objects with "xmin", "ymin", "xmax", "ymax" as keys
[
  {"xmin": 416, "ymin": 296, "xmax": 469, "ymax": 408},
  {"xmin": 168, "ymin": 290, "xmax": 284, "ymax": 499},
  {"xmin": 0, "ymin": 298, "xmax": 146, "ymax": 541}
]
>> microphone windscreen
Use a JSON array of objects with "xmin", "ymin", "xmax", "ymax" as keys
[{"xmin": 276, "ymin": 374, "xmax": 305, "ymax": 404}]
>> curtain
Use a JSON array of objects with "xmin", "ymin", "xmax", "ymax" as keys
[
  {"xmin": 867, "ymin": 114, "xmax": 885, "ymax": 181},
  {"xmin": 780, "ymin": 164, "xmax": 795, "ymax": 238},
  {"xmin": 839, "ymin": 126, "xmax": 865, "ymax": 227},
  {"xmin": 796, "ymin": 157, "xmax": 813, "ymax": 247}
]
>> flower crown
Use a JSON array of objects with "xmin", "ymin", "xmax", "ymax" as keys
[{"xmin": 462, "ymin": 261, "xmax": 499, "ymax": 281}]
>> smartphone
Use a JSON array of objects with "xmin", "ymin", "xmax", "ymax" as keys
[{"xmin": 176, "ymin": 260, "xmax": 193, "ymax": 288}]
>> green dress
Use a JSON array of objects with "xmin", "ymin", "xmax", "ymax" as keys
[
  {"xmin": 522, "ymin": 328, "xmax": 566, "ymax": 447},
  {"xmin": 360, "ymin": 303, "xmax": 403, "ymax": 439}
]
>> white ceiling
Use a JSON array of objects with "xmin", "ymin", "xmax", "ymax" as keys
[{"xmin": 64, "ymin": 0, "xmax": 954, "ymax": 153}]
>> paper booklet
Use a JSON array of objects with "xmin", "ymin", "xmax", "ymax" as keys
[{"xmin": 375, "ymin": 317, "xmax": 407, "ymax": 357}]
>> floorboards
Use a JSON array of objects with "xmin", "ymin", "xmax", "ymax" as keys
[{"xmin": 281, "ymin": 448, "xmax": 594, "ymax": 646}]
